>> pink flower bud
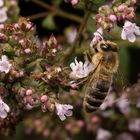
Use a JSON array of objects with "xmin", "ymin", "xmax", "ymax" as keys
[
  {"xmin": 24, "ymin": 48, "xmax": 31, "ymax": 54},
  {"xmin": 118, "ymin": 4, "xmax": 126, "ymax": 12},
  {"xmin": 14, "ymin": 23, "xmax": 20, "ymax": 29},
  {"xmin": 76, "ymin": 120, "xmax": 84, "ymax": 128},
  {"xmin": 26, "ymin": 89, "xmax": 33, "ymax": 95},
  {"xmin": 43, "ymin": 129, "xmax": 50, "ymax": 137},
  {"xmin": 19, "ymin": 89, "xmax": 26, "ymax": 97},
  {"xmin": 0, "ymin": 24, "xmax": 4, "ymax": 30},
  {"xmin": 128, "ymin": 7, "xmax": 134, "ymax": 12},
  {"xmin": 41, "ymin": 95, "xmax": 48, "ymax": 103},
  {"xmin": 109, "ymin": 15, "xmax": 117, "ymax": 22},
  {"xmin": 26, "ymin": 23, "xmax": 32, "ymax": 30},
  {"xmin": 65, "ymin": 124, "xmax": 72, "ymax": 131},
  {"xmin": 127, "ymin": 13, "xmax": 135, "ymax": 20},
  {"xmin": 71, "ymin": 0, "xmax": 79, "ymax": 5},
  {"xmin": 91, "ymin": 115, "xmax": 100, "ymax": 123}
]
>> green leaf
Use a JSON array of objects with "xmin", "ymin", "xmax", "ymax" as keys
[{"xmin": 42, "ymin": 16, "xmax": 57, "ymax": 30}]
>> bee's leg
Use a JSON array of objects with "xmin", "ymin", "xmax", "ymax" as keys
[
  {"xmin": 77, "ymin": 76, "xmax": 89, "ymax": 85},
  {"xmin": 85, "ymin": 51, "xmax": 92, "ymax": 63}
]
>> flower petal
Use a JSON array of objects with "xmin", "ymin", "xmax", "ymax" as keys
[
  {"xmin": 127, "ymin": 33, "xmax": 136, "ymax": 42},
  {"xmin": 65, "ymin": 110, "xmax": 73, "ymax": 117},
  {"xmin": 0, "ymin": 110, "xmax": 7, "ymax": 119},
  {"xmin": 134, "ymin": 27, "xmax": 140, "ymax": 36},
  {"xmin": 59, "ymin": 114, "xmax": 66, "ymax": 121},
  {"xmin": 3, "ymin": 102, "xmax": 10, "ymax": 112},
  {"xmin": 1, "ymin": 55, "xmax": 8, "ymax": 61},
  {"xmin": 121, "ymin": 30, "xmax": 127, "ymax": 40}
]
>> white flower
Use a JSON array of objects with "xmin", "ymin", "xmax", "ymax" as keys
[
  {"xmin": 0, "ymin": 55, "xmax": 12, "ymax": 73},
  {"xmin": 0, "ymin": 7, "xmax": 8, "ymax": 23},
  {"xmin": 69, "ymin": 58, "xmax": 94, "ymax": 80},
  {"xmin": 96, "ymin": 128, "xmax": 112, "ymax": 140},
  {"xmin": 55, "ymin": 102, "xmax": 73, "ymax": 121},
  {"xmin": 116, "ymin": 98, "xmax": 130, "ymax": 114},
  {"xmin": 128, "ymin": 118, "xmax": 140, "ymax": 133},
  {"xmin": 100, "ymin": 94, "xmax": 114, "ymax": 110},
  {"xmin": 0, "ymin": 0, "xmax": 4, "ymax": 7},
  {"xmin": 90, "ymin": 28, "xmax": 103, "ymax": 47},
  {"xmin": 66, "ymin": 27, "xmax": 77, "ymax": 44},
  {"xmin": 0, "ymin": 97, "xmax": 10, "ymax": 119},
  {"xmin": 121, "ymin": 20, "xmax": 140, "ymax": 42}
]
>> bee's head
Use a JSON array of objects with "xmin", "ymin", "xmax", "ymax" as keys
[{"xmin": 94, "ymin": 40, "xmax": 118, "ymax": 53}]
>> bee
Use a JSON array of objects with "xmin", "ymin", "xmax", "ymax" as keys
[{"xmin": 83, "ymin": 39, "xmax": 119, "ymax": 113}]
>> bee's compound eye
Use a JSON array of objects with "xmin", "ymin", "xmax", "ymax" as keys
[{"xmin": 100, "ymin": 44, "xmax": 110, "ymax": 51}]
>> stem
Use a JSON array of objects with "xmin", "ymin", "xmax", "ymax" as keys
[
  {"xmin": 31, "ymin": 0, "xmax": 52, "ymax": 10},
  {"xmin": 27, "ymin": 12, "xmax": 50, "ymax": 20},
  {"xmin": 61, "ymin": 10, "xmax": 91, "ymax": 64},
  {"xmin": 30, "ymin": 0, "xmax": 83, "ymax": 23}
]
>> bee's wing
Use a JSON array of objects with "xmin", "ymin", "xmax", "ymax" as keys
[
  {"xmin": 112, "ymin": 68, "xmax": 129, "ymax": 97},
  {"xmin": 83, "ymin": 59, "xmax": 102, "ymax": 95}
]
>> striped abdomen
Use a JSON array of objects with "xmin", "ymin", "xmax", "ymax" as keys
[{"xmin": 84, "ymin": 79, "xmax": 111, "ymax": 113}]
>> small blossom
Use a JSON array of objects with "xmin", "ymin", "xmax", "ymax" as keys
[
  {"xmin": 40, "ymin": 95, "xmax": 48, "ymax": 103},
  {"xmin": 90, "ymin": 28, "xmax": 103, "ymax": 47},
  {"xmin": 109, "ymin": 15, "xmax": 117, "ymax": 22},
  {"xmin": 128, "ymin": 118, "xmax": 140, "ymax": 133},
  {"xmin": 0, "ymin": 7, "xmax": 7, "ymax": 23},
  {"xmin": 0, "ymin": 97, "xmax": 10, "ymax": 119},
  {"xmin": 24, "ymin": 48, "xmax": 31, "ymax": 54},
  {"xmin": 121, "ymin": 20, "xmax": 140, "ymax": 42},
  {"xmin": 0, "ymin": 0, "xmax": 4, "ymax": 7},
  {"xmin": 100, "ymin": 94, "xmax": 114, "ymax": 110},
  {"xmin": 69, "ymin": 58, "xmax": 94, "ymax": 80},
  {"xmin": 55, "ymin": 102, "xmax": 73, "ymax": 121},
  {"xmin": 118, "ymin": 4, "xmax": 126, "ymax": 12},
  {"xmin": 116, "ymin": 98, "xmax": 130, "ymax": 114},
  {"xmin": 66, "ymin": 27, "xmax": 77, "ymax": 44},
  {"xmin": 96, "ymin": 128, "xmax": 112, "ymax": 140},
  {"xmin": 0, "ymin": 55, "xmax": 12, "ymax": 73}
]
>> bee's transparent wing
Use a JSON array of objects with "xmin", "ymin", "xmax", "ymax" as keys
[{"xmin": 112, "ymin": 68, "xmax": 129, "ymax": 97}]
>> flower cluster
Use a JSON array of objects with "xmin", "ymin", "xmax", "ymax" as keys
[
  {"xmin": 0, "ymin": 17, "xmax": 76, "ymax": 136},
  {"xmin": 0, "ymin": 0, "xmax": 140, "ymax": 138},
  {"xmin": 94, "ymin": 0, "xmax": 140, "ymax": 44},
  {"xmin": 20, "ymin": 78, "xmax": 140, "ymax": 140},
  {"xmin": 41, "ymin": 34, "xmax": 62, "ymax": 61},
  {"xmin": 17, "ymin": 88, "xmax": 40, "ymax": 110},
  {"xmin": 113, "ymin": 1, "xmax": 136, "ymax": 22},
  {"xmin": 96, "ymin": 5, "xmax": 117, "ymax": 30}
]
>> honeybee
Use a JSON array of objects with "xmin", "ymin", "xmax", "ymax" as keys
[{"xmin": 83, "ymin": 40, "xmax": 119, "ymax": 113}]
